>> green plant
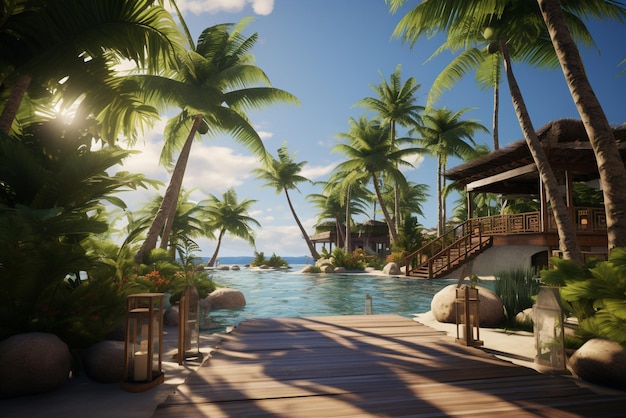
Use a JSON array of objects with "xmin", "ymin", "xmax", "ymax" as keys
[
  {"xmin": 541, "ymin": 249, "xmax": 626, "ymax": 348},
  {"xmin": 494, "ymin": 267, "xmax": 541, "ymax": 321},
  {"xmin": 330, "ymin": 248, "xmax": 365, "ymax": 271},
  {"xmin": 250, "ymin": 251, "xmax": 289, "ymax": 268}
]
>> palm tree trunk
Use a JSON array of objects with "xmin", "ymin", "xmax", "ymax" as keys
[
  {"xmin": 437, "ymin": 159, "xmax": 444, "ymax": 236},
  {"xmin": 493, "ymin": 78, "xmax": 500, "ymax": 150},
  {"xmin": 538, "ymin": 0, "xmax": 626, "ymax": 252},
  {"xmin": 345, "ymin": 185, "xmax": 351, "ymax": 252},
  {"xmin": 207, "ymin": 228, "xmax": 225, "ymax": 267},
  {"xmin": 373, "ymin": 173, "xmax": 399, "ymax": 245},
  {"xmin": 501, "ymin": 40, "xmax": 582, "ymax": 263},
  {"xmin": 135, "ymin": 114, "xmax": 203, "ymax": 263},
  {"xmin": 391, "ymin": 120, "xmax": 401, "ymax": 233},
  {"xmin": 284, "ymin": 187, "xmax": 320, "ymax": 260},
  {"xmin": 0, "ymin": 75, "xmax": 31, "ymax": 134}
]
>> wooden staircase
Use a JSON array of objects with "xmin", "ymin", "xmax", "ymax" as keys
[{"xmin": 405, "ymin": 219, "xmax": 492, "ymax": 279}]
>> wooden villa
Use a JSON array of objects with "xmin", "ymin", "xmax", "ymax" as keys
[
  {"xmin": 405, "ymin": 118, "xmax": 626, "ymax": 279},
  {"xmin": 310, "ymin": 219, "xmax": 390, "ymax": 257}
]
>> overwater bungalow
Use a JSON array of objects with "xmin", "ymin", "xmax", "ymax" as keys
[
  {"xmin": 310, "ymin": 219, "xmax": 391, "ymax": 256},
  {"xmin": 405, "ymin": 118, "xmax": 626, "ymax": 279}
]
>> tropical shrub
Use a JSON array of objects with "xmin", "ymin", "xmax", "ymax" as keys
[
  {"xmin": 250, "ymin": 251, "xmax": 289, "ymax": 268},
  {"xmin": 541, "ymin": 249, "xmax": 626, "ymax": 348},
  {"xmin": 494, "ymin": 267, "xmax": 541, "ymax": 321},
  {"xmin": 0, "ymin": 125, "xmax": 154, "ymax": 347},
  {"xmin": 330, "ymin": 248, "xmax": 365, "ymax": 271}
]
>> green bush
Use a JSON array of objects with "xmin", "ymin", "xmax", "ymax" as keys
[
  {"xmin": 330, "ymin": 248, "xmax": 365, "ymax": 270},
  {"xmin": 250, "ymin": 251, "xmax": 289, "ymax": 268},
  {"xmin": 494, "ymin": 267, "xmax": 541, "ymax": 321},
  {"xmin": 541, "ymin": 249, "xmax": 626, "ymax": 348}
]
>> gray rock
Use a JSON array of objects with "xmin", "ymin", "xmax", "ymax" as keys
[
  {"xmin": 231, "ymin": 265, "xmax": 241, "ymax": 271},
  {"xmin": 164, "ymin": 305, "xmax": 179, "ymax": 326},
  {"xmin": 207, "ymin": 288, "xmax": 246, "ymax": 309},
  {"xmin": 83, "ymin": 340, "xmax": 125, "ymax": 383},
  {"xmin": 320, "ymin": 264, "xmax": 334, "ymax": 273},
  {"xmin": 569, "ymin": 338, "xmax": 626, "ymax": 388},
  {"xmin": 0, "ymin": 332, "xmax": 71, "ymax": 398},
  {"xmin": 382, "ymin": 262, "xmax": 401, "ymax": 275},
  {"xmin": 430, "ymin": 284, "xmax": 505, "ymax": 327},
  {"xmin": 514, "ymin": 307, "xmax": 534, "ymax": 327},
  {"xmin": 334, "ymin": 266, "xmax": 346, "ymax": 273}
]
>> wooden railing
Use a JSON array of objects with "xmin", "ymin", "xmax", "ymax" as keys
[
  {"xmin": 405, "ymin": 219, "xmax": 492, "ymax": 278},
  {"xmin": 404, "ymin": 207, "xmax": 606, "ymax": 278}
]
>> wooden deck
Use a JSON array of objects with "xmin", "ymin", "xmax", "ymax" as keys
[{"xmin": 155, "ymin": 315, "xmax": 625, "ymax": 417}]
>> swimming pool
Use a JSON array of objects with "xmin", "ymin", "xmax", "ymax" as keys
[{"xmin": 205, "ymin": 265, "xmax": 460, "ymax": 332}]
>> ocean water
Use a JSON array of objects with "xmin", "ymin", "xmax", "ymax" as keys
[{"xmin": 203, "ymin": 264, "xmax": 459, "ymax": 333}]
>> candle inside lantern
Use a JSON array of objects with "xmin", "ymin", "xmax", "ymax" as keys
[{"xmin": 134, "ymin": 352, "xmax": 148, "ymax": 381}]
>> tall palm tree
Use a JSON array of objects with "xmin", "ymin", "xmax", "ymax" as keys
[
  {"xmin": 0, "ymin": 0, "xmax": 182, "ymax": 140},
  {"xmin": 311, "ymin": 176, "xmax": 370, "ymax": 252},
  {"xmin": 135, "ymin": 190, "xmax": 211, "ymax": 259},
  {"xmin": 388, "ymin": 0, "xmax": 604, "ymax": 262},
  {"xmin": 132, "ymin": 20, "xmax": 298, "ymax": 263},
  {"xmin": 333, "ymin": 116, "xmax": 421, "ymax": 246},
  {"xmin": 254, "ymin": 144, "xmax": 320, "ymax": 260},
  {"xmin": 201, "ymin": 189, "xmax": 260, "ymax": 268},
  {"xmin": 537, "ymin": 0, "xmax": 626, "ymax": 251},
  {"xmin": 355, "ymin": 64, "xmax": 423, "ymax": 230},
  {"xmin": 416, "ymin": 107, "xmax": 488, "ymax": 236}
]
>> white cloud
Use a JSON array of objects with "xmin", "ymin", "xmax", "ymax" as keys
[
  {"xmin": 301, "ymin": 162, "xmax": 337, "ymax": 181},
  {"xmin": 257, "ymin": 130, "xmax": 274, "ymax": 141},
  {"xmin": 176, "ymin": 0, "xmax": 274, "ymax": 16}
]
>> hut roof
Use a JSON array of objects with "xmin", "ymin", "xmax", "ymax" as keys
[{"xmin": 445, "ymin": 119, "xmax": 626, "ymax": 195}]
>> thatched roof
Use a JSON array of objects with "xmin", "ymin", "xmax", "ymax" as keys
[{"xmin": 445, "ymin": 119, "xmax": 626, "ymax": 195}]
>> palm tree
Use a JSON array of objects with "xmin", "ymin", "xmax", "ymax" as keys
[
  {"xmin": 388, "ymin": 0, "xmax": 598, "ymax": 262},
  {"xmin": 132, "ymin": 20, "xmax": 298, "ymax": 263},
  {"xmin": 201, "ymin": 189, "xmax": 260, "ymax": 267},
  {"xmin": 254, "ymin": 144, "xmax": 320, "ymax": 260},
  {"xmin": 0, "ymin": 0, "xmax": 182, "ymax": 140},
  {"xmin": 537, "ymin": 0, "xmax": 626, "ymax": 251},
  {"xmin": 309, "ymin": 176, "xmax": 370, "ymax": 252},
  {"xmin": 135, "ymin": 190, "xmax": 212, "ymax": 260},
  {"xmin": 355, "ymin": 64, "xmax": 423, "ymax": 230},
  {"xmin": 333, "ymin": 117, "xmax": 421, "ymax": 246},
  {"xmin": 416, "ymin": 107, "xmax": 488, "ymax": 236}
]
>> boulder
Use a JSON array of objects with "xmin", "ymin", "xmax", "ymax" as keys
[
  {"xmin": 231, "ymin": 265, "xmax": 241, "ymax": 271},
  {"xmin": 83, "ymin": 340, "xmax": 125, "ymax": 383},
  {"xmin": 334, "ymin": 266, "xmax": 346, "ymax": 273},
  {"xmin": 216, "ymin": 265, "xmax": 230, "ymax": 270},
  {"xmin": 382, "ymin": 262, "xmax": 401, "ymax": 275},
  {"xmin": 514, "ymin": 307, "xmax": 534, "ymax": 327},
  {"xmin": 0, "ymin": 332, "xmax": 71, "ymax": 398},
  {"xmin": 430, "ymin": 284, "xmax": 505, "ymax": 327},
  {"xmin": 164, "ymin": 305, "xmax": 179, "ymax": 326},
  {"xmin": 207, "ymin": 288, "xmax": 246, "ymax": 309},
  {"xmin": 320, "ymin": 264, "xmax": 334, "ymax": 273},
  {"xmin": 300, "ymin": 265, "xmax": 317, "ymax": 273},
  {"xmin": 569, "ymin": 338, "xmax": 626, "ymax": 388}
]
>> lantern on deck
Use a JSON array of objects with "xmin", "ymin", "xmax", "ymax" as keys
[
  {"xmin": 364, "ymin": 293, "xmax": 373, "ymax": 315},
  {"xmin": 455, "ymin": 286, "xmax": 483, "ymax": 347},
  {"xmin": 178, "ymin": 285, "xmax": 202, "ymax": 365},
  {"xmin": 534, "ymin": 286, "xmax": 566, "ymax": 372},
  {"xmin": 121, "ymin": 293, "xmax": 165, "ymax": 392}
]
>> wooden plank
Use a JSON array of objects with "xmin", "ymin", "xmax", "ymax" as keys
[{"xmin": 155, "ymin": 315, "xmax": 626, "ymax": 417}]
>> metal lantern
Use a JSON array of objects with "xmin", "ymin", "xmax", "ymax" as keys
[
  {"xmin": 121, "ymin": 293, "xmax": 165, "ymax": 392},
  {"xmin": 455, "ymin": 286, "xmax": 483, "ymax": 347},
  {"xmin": 534, "ymin": 286, "xmax": 566, "ymax": 372},
  {"xmin": 178, "ymin": 285, "xmax": 202, "ymax": 365},
  {"xmin": 364, "ymin": 293, "xmax": 373, "ymax": 315}
]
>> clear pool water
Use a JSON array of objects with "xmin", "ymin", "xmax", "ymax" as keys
[{"xmin": 205, "ymin": 265, "xmax": 461, "ymax": 332}]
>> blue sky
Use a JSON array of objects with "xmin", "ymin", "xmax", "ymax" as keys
[{"xmin": 116, "ymin": 0, "xmax": 626, "ymax": 258}]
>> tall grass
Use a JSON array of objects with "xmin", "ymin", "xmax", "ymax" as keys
[{"xmin": 494, "ymin": 267, "xmax": 542, "ymax": 321}]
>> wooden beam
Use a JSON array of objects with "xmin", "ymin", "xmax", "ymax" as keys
[{"xmin": 466, "ymin": 163, "xmax": 536, "ymax": 192}]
